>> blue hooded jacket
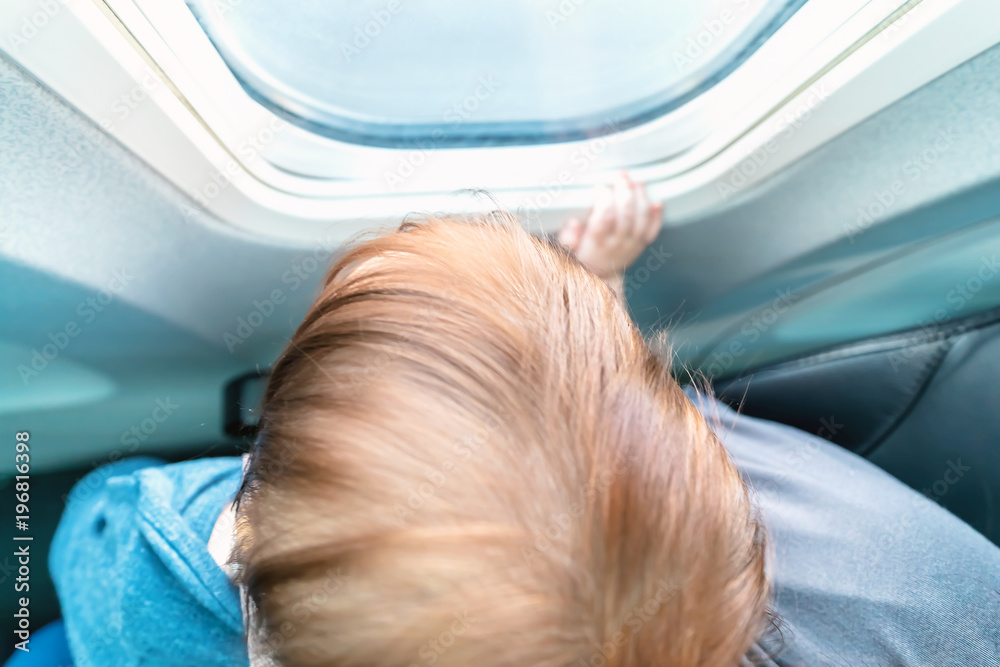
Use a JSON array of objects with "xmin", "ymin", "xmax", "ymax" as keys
[{"xmin": 49, "ymin": 456, "xmax": 248, "ymax": 666}]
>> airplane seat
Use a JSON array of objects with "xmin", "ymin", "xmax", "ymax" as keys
[{"xmin": 714, "ymin": 304, "xmax": 1000, "ymax": 546}]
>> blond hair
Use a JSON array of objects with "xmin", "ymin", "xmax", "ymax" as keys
[{"xmin": 234, "ymin": 214, "xmax": 770, "ymax": 666}]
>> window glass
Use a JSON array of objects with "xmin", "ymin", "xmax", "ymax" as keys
[{"xmin": 186, "ymin": 0, "xmax": 805, "ymax": 146}]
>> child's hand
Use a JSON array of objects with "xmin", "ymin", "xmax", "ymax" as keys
[{"xmin": 558, "ymin": 171, "xmax": 663, "ymax": 281}]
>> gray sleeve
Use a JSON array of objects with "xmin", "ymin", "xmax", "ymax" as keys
[{"xmin": 685, "ymin": 389, "xmax": 1000, "ymax": 667}]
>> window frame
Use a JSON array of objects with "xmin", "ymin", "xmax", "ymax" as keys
[
  {"xmin": 3, "ymin": 0, "xmax": 996, "ymax": 247},
  {"xmin": 110, "ymin": 0, "xmax": 915, "ymax": 184}
]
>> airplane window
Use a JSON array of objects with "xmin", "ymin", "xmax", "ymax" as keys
[{"xmin": 185, "ymin": 0, "xmax": 805, "ymax": 147}]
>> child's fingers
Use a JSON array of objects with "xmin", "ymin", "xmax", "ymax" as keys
[
  {"xmin": 613, "ymin": 171, "xmax": 636, "ymax": 239},
  {"xmin": 589, "ymin": 185, "xmax": 617, "ymax": 242},
  {"xmin": 558, "ymin": 217, "xmax": 584, "ymax": 251},
  {"xmin": 632, "ymin": 179, "xmax": 651, "ymax": 239},
  {"xmin": 644, "ymin": 202, "xmax": 664, "ymax": 244}
]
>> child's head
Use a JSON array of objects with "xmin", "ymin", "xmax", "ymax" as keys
[{"xmin": 234, "ymin": 215, "xmax": 769, "ymax": 666}]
